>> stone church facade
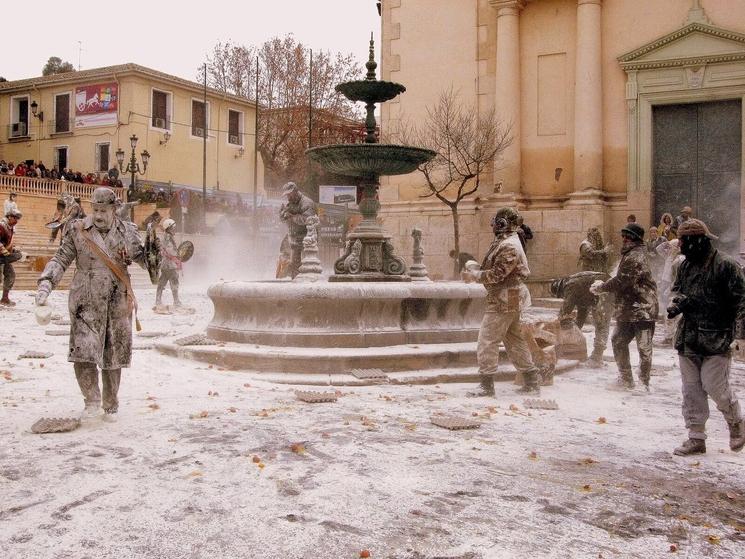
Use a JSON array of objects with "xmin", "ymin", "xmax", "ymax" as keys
[{"xmin": 378, "ymin": 0, "xmax": 745, "ymax": 288}]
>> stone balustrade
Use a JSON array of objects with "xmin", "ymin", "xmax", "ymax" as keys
[{"xmin": 0, "ymin": 174, "xmax": 125, "ymax": 201}]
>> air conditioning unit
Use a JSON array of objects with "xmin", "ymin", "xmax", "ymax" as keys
[
  {"xmin": 229, "ymin": 134, "xmax": 240, "ymax": 144},
  {"xmin": 193, "ymin": 127, "xmax": 205, "ymax": 138},
  {"xmin": 11, "ymin": 122, "xmax": 27, "ymax": 136},
  {"xmin": 153, "ymin": 117, "xmax": 166, "ymax": 129}
]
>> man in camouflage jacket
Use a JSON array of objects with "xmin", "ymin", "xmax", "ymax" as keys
[
  {"xmin": 36, "ymin": 187, "xmax": 146, "ymax": 421},
  {"xmin": 578, "ymin": 227, "xmax": 612, "ymax": 273},
  {"xmin": 592, "ymin": 223, "xmax": 658, "ymax": 389},
  {"xmin": 464, "ymin": 207, "xmax": 542, "ymax": 395},
  {"xmin": 668, "ymin": 218, "xmax": 745, "ymax": 455}
]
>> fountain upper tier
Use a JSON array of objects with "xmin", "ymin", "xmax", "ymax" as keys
[
  {"xmin": 306, "ymin": 143, "xmax": 434, "ymax": 178},
  {"xmin": 335, "ymin": 80, "xmax": 405, "ymax": 105}
]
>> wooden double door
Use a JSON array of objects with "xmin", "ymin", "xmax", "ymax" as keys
[{"xmin": 653, "ymin": 100, "xmax": 742, "ymax": 257}]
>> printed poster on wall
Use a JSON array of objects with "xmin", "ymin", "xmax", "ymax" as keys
[{"xmin": 75, "ymin": 82, "xmax": 118, "ymax": 128}]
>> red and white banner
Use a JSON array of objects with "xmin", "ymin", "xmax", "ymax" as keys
[{"xmin": 75, "ymin": 82, "xmax": 118, "ymax": 128}]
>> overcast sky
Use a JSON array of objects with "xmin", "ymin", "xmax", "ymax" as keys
[{"xmin": 2, "ymin": 0, "xmax": 381, "ymax": 82}]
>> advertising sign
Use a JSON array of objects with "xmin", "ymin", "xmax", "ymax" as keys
[
  {"xmin": 75, "ymin": 82, "xmax": 118, "ymax": 128},
  {"xmin": 319, "ymin": 185, "xmax": 357, "ymax": 207}
]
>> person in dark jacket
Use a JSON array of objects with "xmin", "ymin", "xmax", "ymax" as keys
[
  {"xmin": 449, "ymin": 249, "xmax": 477, "ymax": 272},
  {"xmin": 516, "ymin": 216, "xmax": 533, "ymax": 251},
  {"xmin": 550, "ymin": 271, "xmax": 612, "ymax": 366},
  {"xmin": 591, "ymin": 223, "xmax": 658, "ymax": 390},
  {"xmin": 667, "ymin": 218, "xmax": 745, "ymax": 456}
]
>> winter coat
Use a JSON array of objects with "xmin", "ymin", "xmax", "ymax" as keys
[
  {"xmin": 672, "ymin": 249, "xmax": 745, "ymax": 356},
  {"xmin": 280, "ymin": 194, "xmax": 316, "ymax": 244},
  {"xmin": 478, "ymin": 231, "xmax": 531, "ymax": 312},
  {"xmin": 578, "ymin": 239, "xmax": 610, "ymax": 273},
  {"xmin": 39, "ymin": 215, "xmax": 146, "ymax": 369},
  {"xmin": 598, "ymin": 242, "xmax": 658, "ymax": 322},
  {"xmin": 556, "ymin": 271, "xmax": 610, "ymax": 322}
]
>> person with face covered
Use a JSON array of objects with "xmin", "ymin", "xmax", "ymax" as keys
[
  {"xmin": 578, "ymin": 227, "xmax": 612, "ymax": 273},
  {"xmin": 667, "ymin": 219, "xmax": 745, "ymax": 455},
  {"xmin": 36, "ymin": 187, "xmax": 146, "ymax": 421},
  {"xmin": 279, "ymin": 182, "xmax": 317, "ymax": 279},
  {"xmin": 462, "ymin": 207, "xmax": 543, "ymax": 396},
  {"xmin": 591, "ymin": 223, "xmax": 658, "ymax": 390}
]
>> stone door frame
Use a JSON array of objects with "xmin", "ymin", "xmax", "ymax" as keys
[{"xmin": 620, "ymin": 21, "xmax": 745, "ymax": 256}]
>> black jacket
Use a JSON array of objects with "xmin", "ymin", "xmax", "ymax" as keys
[{"xmin": 673, "ymin": 249, "xmax": 745, "ymax": 356}]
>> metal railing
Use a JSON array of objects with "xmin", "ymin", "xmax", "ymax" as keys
[
  {"xmin": 49, "ymin": 119, "xmax": 74, "ymax": 135},
  {"xmin": 8, "ymin": 122, "xmax": 29, "ymax": 138},
  {"xmin": 0, "ymin": 174, "xmax": 125, "ymax": 201}
]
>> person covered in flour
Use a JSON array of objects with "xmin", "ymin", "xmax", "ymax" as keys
[{"xmin": 36, "ymin": 187, "xmax": 146, "ymax": 422}]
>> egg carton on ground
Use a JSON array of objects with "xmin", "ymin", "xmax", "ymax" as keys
[
  {"xmin": 430, "ymin": 415, "xmax": 481, "ymax": 430},
  {"xmin": 522, "ymin": 398, "xmax": 559, "ymax": 410},
  {"xmin": 349, "ymin": 368, "xmax": 389, "ymax": 381},
  {"xmin": 174, "ymin": 334, "xmax": 219, "ymax": 346},
  {"xmin": 31, "ymin": 417, "xmax": 81, "ymax": 434},
  {"xmin": 295, "ymin": 390, "xmax": 338, "ymax": 404},
  {"xmin": 18, "ymin": 351, "xmax": 53, "ymax": 359}
]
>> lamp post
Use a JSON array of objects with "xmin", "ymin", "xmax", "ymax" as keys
[{"xmin": 116, "ymin": 134, "xmax": 150, "ymax": 202}]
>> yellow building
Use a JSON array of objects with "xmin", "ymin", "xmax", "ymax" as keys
[
  {"xmin": 379, "ymin": 0, "xmax": 745, "ymax": 284},
  {"xmin": 0, "ymin": 63, "xmax": 263, "ymax": 199}
]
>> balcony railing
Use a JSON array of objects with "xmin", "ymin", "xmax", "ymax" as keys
[
  {"xmin": 8, "ymin": 122, "xmax": 29, "ymax": 138},
  {"xmin": 49, "ymin": 119, "xmax": 74, "ymax": 135},
  {"xmin": 0, "ymin": 174, "xmax": 125, "ymax": 201}
]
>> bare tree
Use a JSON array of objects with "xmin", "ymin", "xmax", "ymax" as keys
[
  {"xmin": 201, "ymin": 34, "xmax": 362, "ymax": 193},
  {"xmin": 399, "ymin": 88, "xmax": 512, "ymax": 278}
]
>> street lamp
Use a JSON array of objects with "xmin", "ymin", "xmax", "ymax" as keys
[{"xmin": 116, "ymin": 134, "xmax": 150, "ymax": 202}]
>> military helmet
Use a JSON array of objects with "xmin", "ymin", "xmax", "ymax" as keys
[
  {"xmin": 91, "ymin": 187, "xmax": 118, "ymax": 207},
  {"xmin": 162, "ymin": 218, "xmax": 176, "ymax": 231},
  {"xmin": 494, "ymin": 207, "xmax": 520, "ymax": 226}
]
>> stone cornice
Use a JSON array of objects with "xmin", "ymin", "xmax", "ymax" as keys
[
  {"xmin": 489, "ymin": 0, "xmax": 526, "ymax": 15},
  {"xmin": 618, "ymin": 22, "xmax": 745, "ymax": 70},
  {"xmin": 577, "ymin": 0, "xmax": 603, "ymax": 6}
]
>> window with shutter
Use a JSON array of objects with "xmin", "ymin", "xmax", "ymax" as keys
[
  {"xmin": 152, "ymin": 90, "xmax": 169, "ymax": 129},
  {"xmin": 228, "ymin": 110, "xmax": 242, "ymax": 145},
  {"xmin": 55, "ymin": 94, "xmax": 70, "ymax": 133},
  {"xmin": 192, "ymin": 100, "xmax": 207, "ymax": 137}
]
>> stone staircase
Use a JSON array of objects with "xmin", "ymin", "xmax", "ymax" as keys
[{"xmin": 10, "ymin": 224, "xmax": 154, "ymax": 291}]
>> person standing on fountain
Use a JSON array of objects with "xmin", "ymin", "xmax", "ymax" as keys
[
  {"xmin": 463, "ymin": 207, "xmax": 542, "ymax": 396},
  {"xmin": 35, "ymin": 187, "xmax": 146, "ymax": 422},
  {"xmin": 279, "ymin": 182, "xmax": 317, "ymax": 279}
]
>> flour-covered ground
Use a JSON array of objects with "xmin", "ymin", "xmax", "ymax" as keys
[{"xmin": 1, "ymin": 288, "xmax": 744, "ymax": 559}]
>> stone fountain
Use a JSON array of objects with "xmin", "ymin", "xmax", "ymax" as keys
[
  {"xmin": 307, "ymin": 36, "xmax": 435, "ymax": 281},
  {"xmin": 155, "ymin": 37, "xmax": 574, "ymax": 384}
]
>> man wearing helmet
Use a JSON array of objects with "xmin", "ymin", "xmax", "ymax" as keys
[
  {"xmin": 667, "ymin": 218, "xmax": 745, "ymax": 456},
  {"xmin": 36, "ymin": 187, "xmax": 146, "ymax": 422},
  {"xmin": 463, "ymin": 207, "xmax": 543, "ymax": 395},
  {"xmin": 590, "ymin": 223, "xmax": 658, "ymax": 390},
  {"xmin": 279, "ymin": 182, "xmax": 317, "ymax": 279},
  {"xmin": 155, "ymin": 218, "xmax": 183, "ymax": 311}
]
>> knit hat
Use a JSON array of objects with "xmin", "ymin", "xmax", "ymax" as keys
[
  {"xmin": 90, "ymin": 187, "xmax": 118, "ymax": 207},
  {"xmin": 677, "ymin": 218, "xmax": 718, "ymax": 240},
  {"xmin": 621, "ymin": 223, "xmax": 645, "ymax": 241}
]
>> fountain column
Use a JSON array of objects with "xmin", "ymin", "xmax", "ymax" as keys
[{"xmin": 490, "ymin": 0, "xmax": 525, "ymax": 194}]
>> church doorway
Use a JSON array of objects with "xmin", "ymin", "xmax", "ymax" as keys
[{"xmin": 652, "ymin": 99, "xmax": 742, "ymax": 257}]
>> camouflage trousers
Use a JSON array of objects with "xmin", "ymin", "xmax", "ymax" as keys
[
  {"xmin": 74, "ymin": 362, "xmax": 121, "ymax": 413},
  {"xmin": 576, "ymin": 293, "xmax": 612, "ymax": 359},
  {"xmin": 156, "ymin": 268, "xmax": 180, "ymax": 306},
  {"xmin": 0, "ymin": 251, "xmax": 21, "ymax": 290},
  {"xmin": 477, "ymin": 308, "xmax": 539, "ymax": 380},
  {"xmin": 679, "ymin": 353, "xmax": 743, "ymax": 440},
  {"xmin": 611, "ymin": 320, "xmax": 655, "ymax": 385}
]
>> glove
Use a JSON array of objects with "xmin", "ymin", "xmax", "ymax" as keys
[
  {"xmin": 461, "ymin": 269, "xmax": 480, "ymax": 283},
  {"xmin": 36, "ymin": 280, "xmax": 52, "ymax": 306},
  {"xmin": 589, "ymin": 280, "xmax": 604, "ymax": 295}
]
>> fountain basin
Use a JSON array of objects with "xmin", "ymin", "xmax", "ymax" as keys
[
  {"xmin": 306, "ymin": 144, "xmax": 436, "ymax": 177},
  {"xmin": 204, "ymin": 280, "xmax": 486, "ymax": 347},
  {"xmin": 335, "ymin": 80, "xmax": 406, "ymax": 104}
]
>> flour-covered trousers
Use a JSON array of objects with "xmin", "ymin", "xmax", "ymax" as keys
[
  {"xmin": 679, "ymin": 353, "xmax": 743, "ymax": 440},
  {"xmin": 612, "ymin": 320, "xmax": 655, "ymax": 383},
  {"xmin": 74, "ymin": 362, "xmax": 121, "ymax": 413},
  {"xmin": 0, "ymin": 251, "xmax": 21, "ymax": 290},
  {"xmin": 477, "ymin": 308, "xmax": 537, "ymax": 376}
]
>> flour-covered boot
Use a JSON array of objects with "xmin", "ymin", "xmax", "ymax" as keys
[
  {"xmin": 468, "ymin": 375, "xmax": 495, "ymax": 397},
  {"xmin": 729, "ymin": 420, "xmax": 745, "ymax": 452},
  {"xmin": 673, "ymin": 438, "xmax": 706, "ymax": 456}
]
